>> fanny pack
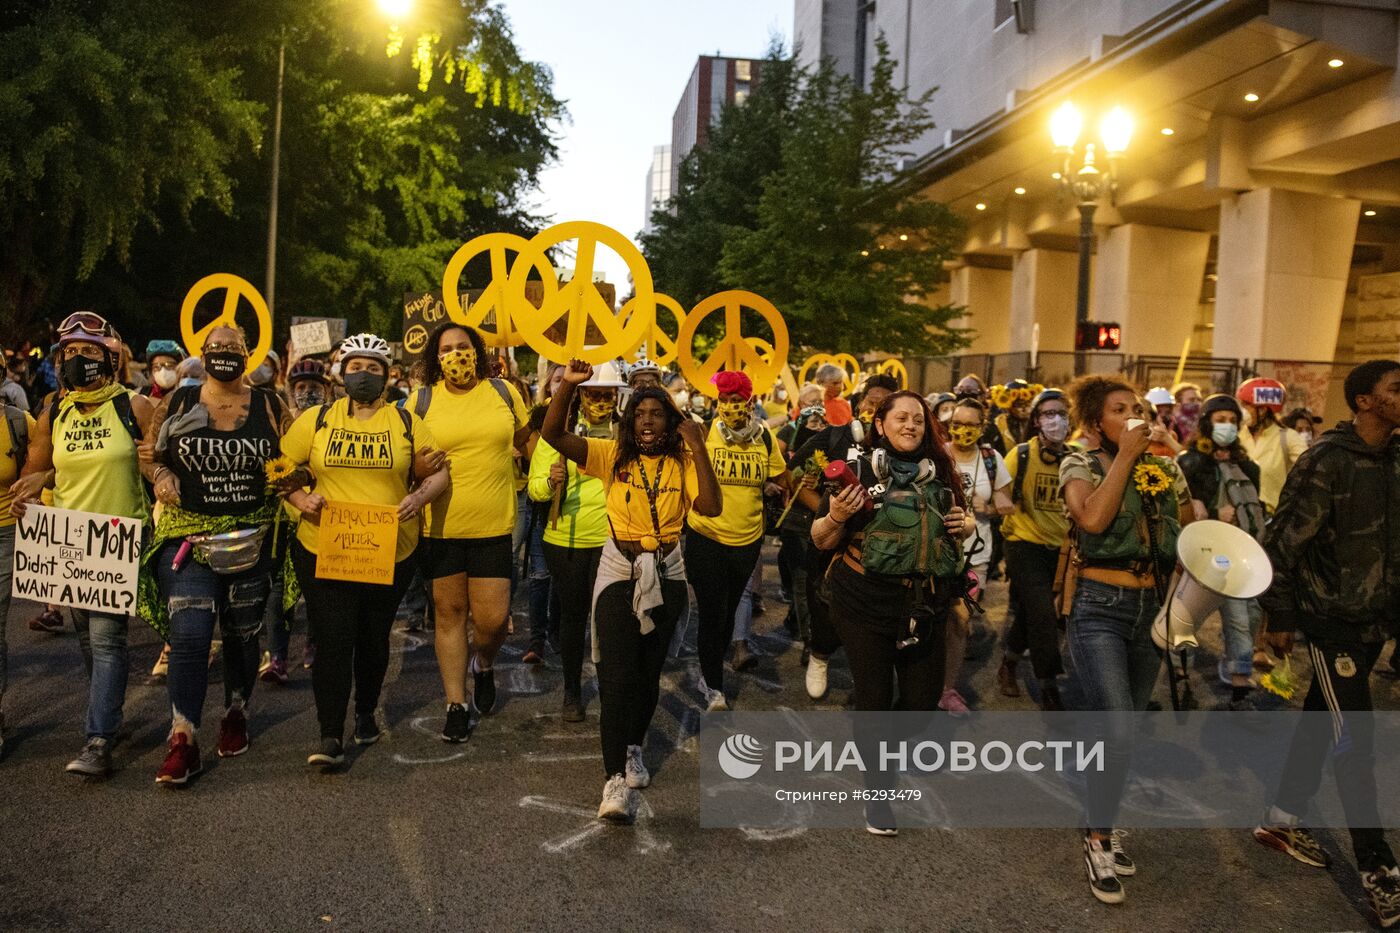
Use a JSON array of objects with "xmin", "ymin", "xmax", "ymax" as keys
[{"xmin": 189, "ymin": 526, "xmax": 268, "ymax": 575}]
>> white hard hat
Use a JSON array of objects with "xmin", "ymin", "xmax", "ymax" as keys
[
  {"xmin": 582, "ymin": 360, "xmax": 627, "ymax": 388},
  {"xmin": 1146, "ymin": 386, "xmax": 1174, "ymax": 406}
]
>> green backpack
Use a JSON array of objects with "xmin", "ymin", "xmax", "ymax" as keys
[{"xmin": 860, "ymin": 469, "xmax": 963, "ymax": 579}]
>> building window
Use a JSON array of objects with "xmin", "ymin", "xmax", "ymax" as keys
[{"xmin": 735, "ymin": 59, "xmax": 751, "ymax": 82}]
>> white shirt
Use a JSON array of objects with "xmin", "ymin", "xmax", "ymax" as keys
[{"xmin": 949, "ymin": 445, "xmax": 1010, "ymax": 567}]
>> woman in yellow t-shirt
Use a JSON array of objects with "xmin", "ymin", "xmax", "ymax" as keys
[
  {"xmin": 280, "ymin": 333, "xmax": 448, "ymax": 769},
  {"xmin": 542, "ymin": 359, "xmax": 721, "ymax": 824},
  {"xmin": 405, "ymin": 323, "xmax": 530, "ymax": 743}
]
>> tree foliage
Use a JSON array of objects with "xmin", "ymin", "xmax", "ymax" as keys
[
  {"xmin": 0, "ymin": 0, "xmax": 562, "ymax": 346},
  {"xmin": 642, "ymin": 43, "xmax": 966, "ymax": 357}
]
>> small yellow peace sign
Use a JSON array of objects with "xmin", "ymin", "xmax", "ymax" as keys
[
  {"xmin": 799, "ymin": 353, "xmax": 855, "ymax": 395},
  {"xmin": 180, "ymin": 273, "xmax": 272, "ymax": 374},
  {"xmin": 620, "ymin": 292, "xmax": 686, "ymax": 366},
  {"xmin": 677, "ymin": 290, "xmax": 789, "ymax": 398},
  {"xmin": 441, "ymin": 232, "xmax": 554, "ymax": 347},
  {"xmin": 508, "ymin": 221, "xmax": 653, "ymax": 365},
  {"xmin": 875, "ymin": 358, "xmax": 909, "ymax": 389}
]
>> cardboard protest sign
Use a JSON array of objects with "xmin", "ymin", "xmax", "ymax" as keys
[
  {"xmin": 12, "ymin": 505, "xmax": 142, "ymax": 614},
  {"xmin": 314, "ymin": 500, "xmax": 399, "ymax": 585},
  {"xmin": 290, "ymin": 319, "xmax": 332, "ymax": 356}
]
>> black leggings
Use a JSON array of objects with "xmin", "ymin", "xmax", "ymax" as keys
[
  {"xmin": 686, "ymin": 528, "xmax": 762, "ymax": 693},
  {"xmin": 542, "ymin": 542, "xmax": 602, "ymax": 696},
  {"xmin": 594, "ymin": 577, "xmax": 686, "ymax": 778},
  {"xmin": 1004, "ymin": 540, "xmax": 1065, "ymax": 681},
  {"xmin": 806, "ymin": 543, "xmax": 842, "ymax": 657},
  {"xmin": 292, "ymin": 541, "xmax": 414, "ymax": 741},
  {"xmin": 827, "ymin": 560, "xmax": 944, "ymax": 712}
]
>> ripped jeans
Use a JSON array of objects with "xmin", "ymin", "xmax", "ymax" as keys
[{"xmin": 156, "ymin": 539, "xmax": 271, "ymax": 729}]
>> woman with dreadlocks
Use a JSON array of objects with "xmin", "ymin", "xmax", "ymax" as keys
[{"xmin": 542, "ymin": 359, "xmax": 721, "ymax": 824}]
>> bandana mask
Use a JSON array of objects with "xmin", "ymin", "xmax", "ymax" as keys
[
  {"xmin": 949, "ymin": 424, "xmax": 982, "ymax": 449},
  {"xmin": 717, "ymin": 400, "xmax": 750, "ymax": 429},
  {"xmin": 858, "ymin": 410, "xmax": 875, "ymax": 426},
  {"xmin": 439, "ymin": 348, "xmax": 477, "ymax": 386},
  {"xmin": 582, "ymin": 396, "xmax": 616, "ymax": 423}
]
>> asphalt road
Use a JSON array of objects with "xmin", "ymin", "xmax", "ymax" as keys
[{"xmin": 2, "ymin": 549, "xmax": 1397, "ymax": 932}]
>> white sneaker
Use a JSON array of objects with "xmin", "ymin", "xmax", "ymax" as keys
[
  {"xmin": 625, "ymin": 744, "xmax": 650, "ymax": 789},
  {"xmin": 1083, "ymin": 835, "xmax": 1125, "ymax": 904},
  {"xmin": 806, "ymin": 655, "xmax": 829, "ymax": 700},
  {"xmin": 706, "ymin": 688, "xmax": 729, "ymax": 712},
  {"xmin": 597, "ymin": 774, "xmax": 635, "ymax": 822}
]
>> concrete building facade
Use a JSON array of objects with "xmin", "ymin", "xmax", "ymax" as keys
[
  {"xmin": 642, "ymin": 144, "xmax": 672, "ymax": 236},
  {"xmin": 670, "ymin": 56, "xmax": 760, "ymax": 184}
]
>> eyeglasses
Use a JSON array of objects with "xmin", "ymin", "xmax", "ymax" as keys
[
  {"xmin": 203, "ymin": 342, "xmax": 246, "ymax": 354},
  {"xmin": 58, "ymin": 312, "xmax": 114, "ymax": 337},
  {"xmin": 63, "ymin": 344, "xmax": 106, "ymax": 360}
]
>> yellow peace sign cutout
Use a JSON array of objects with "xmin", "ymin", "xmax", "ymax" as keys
[
  {"xmin": 620, "ymin": 292, "xmax": 686, "ymax": 366},
  {"xmin": 799, "ymin": 353, "xmax": 855, "ymax": 395},
  {"xmin": 875, "ymin": 358, "xmax": 909, "ymax": 389},
  {"xmin": 441, "ymin": 232, "xmax": 552, "ymax": 347},
  {"xmin": 677, "ymin": 290, "xmax": 789, "ymax": 398},
  {"xmin": 180, "ymin": 273, "xmax": 272, "ymax": 375},
  {"xmin": 509, "ymin": 221, "xmax": 653, "ymax": 365}
]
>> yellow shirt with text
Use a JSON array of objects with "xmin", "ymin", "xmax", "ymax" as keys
[
  {"xmin": 686, "ymin": 422, "xmax": 786, "ymax": 546},
  {"xmin": 581, "ymin": 438, "xmax": 698, "ymax": 543}
]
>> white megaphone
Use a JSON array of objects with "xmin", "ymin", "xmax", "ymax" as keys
[{"xmin": 1151, "ymin": 520, "xmax": 1273, "ymax": 652}]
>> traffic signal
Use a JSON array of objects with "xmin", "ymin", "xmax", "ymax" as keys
[{"xmin": 1076, "ymin": 321, "xmax": 1122, "ymax": 351}]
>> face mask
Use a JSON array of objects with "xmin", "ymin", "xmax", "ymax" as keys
[
  {"xmin": 1298, "ymin": 430, "xmax": 1313, "ymax": 445},
  {"xmin": 1178, "ymin": 402, "xmax": 1201, "ymax": 418},
  {"xmin": 582, "ymin": 397, "xmax": 616, "ymax": 423},
  {"xmin": 774, "ymin": 388, "xmax": 787, "ymax": 402},
  {"xmin": 1211, "ymin": 423, "xmax": 1239, "ymax": 447},
  {"xmin": 858, "ymin": 410, "xmax": 874, "ymax": 426},
  {"xmin": 938, "ymin": 408, "xmax": 953, "ymax": 423},
  {"xmin": 1241, "ymin": 407, "xmax": 1254, "ymax": 427},
  {"xmin": 294, "ymin": 387, "xmax": 327, "ymax": 410},
  {"xmin": 949, "ymin": 424, "xmax": 982, "ymax": 449},
  {"xmin": 717, "ymin": 400, "xmax": 749, "ymax": 429},
  {"xmin": 1039, "ymin": 414, "xmax": 1069, "ymax": 444},
  {"xmin": 179, "ymin": 377, "xmax": 202, "ymax": 388},
  {"xmin": 439, "ymin": 347, "xmax": 477, "ymax": 386},
  {"xmin": 248, "ymin": 363, "xmax": 275, "ymax": 386},
  {"xmin": 62, "ymin": 354, "xmax": 109, "ymax": 388},
  {"xmin": 343, "ymin": 371, "xmax": 386, "ymax": 404},
  {"xmin": 674, "ymin": 390, "xmax": 690, "ymax": 409},
  {"xmin": 153, "ymin": 368, "xmax": 179, "ymax": 390},
  {"xmin": 204, "ymin": 351, "xmax": 246, "ymax": 383}
]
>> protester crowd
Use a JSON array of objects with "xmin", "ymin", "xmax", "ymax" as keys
[{"xmin": 2, "ymin": 315, "xmax": 1399, "ymax": 925}]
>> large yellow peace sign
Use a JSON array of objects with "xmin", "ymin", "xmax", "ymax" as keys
[
  {"xmin": 509, "ymin": 221, "xmax": 653, "ymax": 365},
  {"xmin": 799, "ymin": 353, "xmax": 856, "ymax": 395},
  {"xmin": 180, "ymin": 273, "xmax": 272, "ymax": 375},
  {"xmin": 875, "ymin": 358, "xmax": 909, "ymax": 389},
  {"xmin": 441, "ymin": 232, "xmax": 552, "ymax": 347},
  {"xmin": 677, "ymin": 290, "xmax": 789, "ymax": 398},
  {"xmin": 620, "ymin": 292, "xmax": 686, "ymax": 366}
]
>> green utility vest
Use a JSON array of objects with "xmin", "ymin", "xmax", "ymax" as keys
[
  {"xmin": 1076, "ymin": 454, "xmax": 1180, "ymax": 563},
  {"xmin": 860, "ymin": 473, "xmax": 963, "ymax": 579}
]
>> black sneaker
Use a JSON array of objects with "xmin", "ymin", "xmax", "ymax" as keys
[
  {"xmin": 561, "ymin": 692, "xmax": 585, "ymax": 723},
  {"xmin": 442, "ymin": 703, "xmax": 472, "ymax": 743},
  {"xmin": 1364, "ymin": 866, "xmax": 1400, "ymax": 929},
  {"xmin": 64, "ymin": 737, "xmax": 112, "ymax": 778},
  {"xmin": 353, "ymin": 713, "xmax": 383, "ymax": 746},
  {"xmin": 473, "ymin": 667, "xmax": 497, "ymax": 715},
  {"xmin": 307, "ymin": 738, "xmax": 345, "ymax": 770},
  {"xmin": 1084, "ymin": 835, "xmax": 1125, "ymax": 904},
  {"xmin": 865, "ymin": 801, "xmax": 898, "ymax": 837}
]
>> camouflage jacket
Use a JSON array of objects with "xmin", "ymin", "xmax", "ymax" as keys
[{"xmin": 1259, "ymin": 422, "xmax": 1400, "ymax": 643}]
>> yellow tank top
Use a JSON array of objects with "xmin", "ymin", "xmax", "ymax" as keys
[{"xmin": 51, "ymin": 397, "xmax": 145, "ymax": 519}]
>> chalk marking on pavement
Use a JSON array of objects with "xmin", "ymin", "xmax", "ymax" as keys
[
  {"xmin": 389, "ymin": 632, "xmax": 426, "ymax": 654},
  {"xmin": 523, "ymin": 753, "xmax": 597, "ymax": 763},
  {"xmin": 519, "ymin": 794, "xmax": 672, "ymax": 855},
  {"xmin": 393, "ymin": 750, "xmax": 467, "ymax": 765}
]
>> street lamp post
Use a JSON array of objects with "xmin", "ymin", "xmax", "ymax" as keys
[{"xmin": 1050, "ymin": 102, "xmax": 1132, "ymax": 372}]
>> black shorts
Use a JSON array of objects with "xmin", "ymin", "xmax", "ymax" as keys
[{"xmin": 421, "ymin": 535, "xmax": 513, "ymax": 580}]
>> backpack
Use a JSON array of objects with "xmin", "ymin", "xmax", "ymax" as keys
[
  {"xmin": 412, "ymin": 379, "xmax": 514, "ymax": 420},
  {"xmin": 1010, "ymin": 442, "xmax": 1032, "ymax": 506},
  {"xmin": 4, "ymin": 404, "xmax": 28, "ymax": 469},
  {"xmin": 859, "ymin": 465, "xmax": 963, "ymax": 579},
  {"xmin": 314, "ymin": 397, "xmax": 417, "ymax": 487}
]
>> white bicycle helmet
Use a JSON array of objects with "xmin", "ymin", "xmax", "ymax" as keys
[
  {"xmin": 627, "ymin": 357, "xmax": 663, "ymax": 385},
  {"xmin": 1145, "ymin": 386, "xmax": 1174, "ymax": 407},
  {"xmin": 339, "ymin": 333, "xmax": 392, "ymax": 368}
]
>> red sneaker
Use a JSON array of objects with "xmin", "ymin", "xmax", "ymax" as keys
[
  {"xmin": 155, "ymin": 733, "xmax": 202, "ymax": 786},
  {"xmin": 218, "ymin": 707, "xmax": 250, "ymax": 758},
  {"xmin": 28, "ymin": 609, "xmax": 65, "ymax": 634}
]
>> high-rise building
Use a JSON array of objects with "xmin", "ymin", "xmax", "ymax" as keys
[
  {"xmin": 642, "ymin": 144, "xmax": 672, "ymax": 236},
  {"xmin": 793, "ymin": 0, "xmax": 861, "ymax": 80},
  {"xmin": 670, "ymin": 56, "xmax": 761, "ymax": 183}
]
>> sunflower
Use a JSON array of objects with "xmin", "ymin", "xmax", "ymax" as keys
[
  {"xmin": 1029, "ymin": 383, "xmax": 1045, "ymax": 397},
  {"xmin": 264, "ymin": 455, "xmax": 298, "ymax": 485},
  {"xmin": 1195, "ymin": 437, "xmax": 1214, "ymax": 454},
  {"xmin": 1011, "ymin": 386, "xmax": 1034, "ymax": 403},
  {"xmin": 1132, "ymin": 461, "xmax": 1172, "ymax": 497},
  {"xmin": 990, "ymin": 385, "xmax": 1014, "ymax": 409},
  {"xmin": 1260, "ymin": 656, "xmax": 1297, "ymax": 700},
  {"xmin": 806, "ymin": 449, "xmax": 830, "ymax": 475}
]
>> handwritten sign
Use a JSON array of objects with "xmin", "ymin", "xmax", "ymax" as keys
[
  {"xmin": 12, "ymin": 505, "xmax": 142, "ymax": 614},
  {"xmin": 290, "ymin": 319, "xmax": 332, "ymax": 356},
  {"xmin": 315, "ymin": 500, "xmax": 399, "ymax": 584}
]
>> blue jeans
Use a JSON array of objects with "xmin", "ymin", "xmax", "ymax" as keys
[
  {"xmin": 512, "ymin": 490, "xmax": 553, "ymax": 644},
  {"xmin": 156, "ymin": 540, "xmax": 270, "ymax": 728},
  {"xmin": 71, "ymin": 608, "xmax": 130, "ymax": 740},
  {"xmin": 733, "ymin": 556, "xmax": 764, "ymax": 643},
  {"xmin": 0, "ymin": 525, "xmax": 13, "ymax": 709},
  {"xmin": 1219, "ymin": 598, "xmax": 1261, "ymax": 678},
  {"xmin": 1067, "ymin": 578, "xmax": 1163, "ymax": 832}
]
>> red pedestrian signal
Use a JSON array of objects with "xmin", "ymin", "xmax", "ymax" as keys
[{"xmin": 1076, "ymin": 321, "xmax": 1121, "ymax": 351}]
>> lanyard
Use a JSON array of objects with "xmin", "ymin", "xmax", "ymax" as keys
[{"xmin": 634, "ymin": 457, "xmax": 665, "ymax": 538}]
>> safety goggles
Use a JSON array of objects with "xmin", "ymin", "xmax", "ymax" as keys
[{"xmin": 58, "ymin": 312, "xmax": 114, "ymax": 337}]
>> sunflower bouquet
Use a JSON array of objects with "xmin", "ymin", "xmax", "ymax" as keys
[
  {"xmin": 990, "ymin": 384, "xmax": 1014, "ymax": 409},
  {"xmin": 1132, "ymin": 458, "xmax": 1173, "ymax": 497},
  {"xmin": 1260, "ymin": 655, "xmax": 1298, "ymax": 701},
  {"xmin": 774, "ymin": 450, "xmax": 829, "ymax": 529},
  {"xmin": 265, "ymin": 455, "xmax": 307, "ymax": 493}
]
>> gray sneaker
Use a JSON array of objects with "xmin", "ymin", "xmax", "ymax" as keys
[
  {"xmin": 65, "ymin": 737, "xmax": 112, "ymax": 777},
  {"xmin": 625, "ymin": 744, "xmax": 650, "ymax": 789}
]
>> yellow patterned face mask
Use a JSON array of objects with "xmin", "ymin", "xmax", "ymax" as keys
[
  {"xmin": 858, "ymin": 409, "xmax": 874, "ymax": 426},
  {"xmin": 439, "ymin": 347, "xmax": 477, "ymax": 386},
  {"xmin": 717, "ymin": 400, "xmax": 750, "ymax": 429},
  {"xmin": 582, "ymin": 396, "xmax": 616, "ymax": 423},
  {"xmin": 949, "ymin": 423, "xmax": 982, "ymax": 449}
]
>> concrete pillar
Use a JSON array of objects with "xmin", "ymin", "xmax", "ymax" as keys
[
  {"xmin": 948, "ymin": 263, "xmax": 1012, "ymax": 353},
  {"xmin": 1009, "ymin": 248, "xmax": 1081, "ymax": 353},
  {"xmin": 1214, "ymin": 188, "xmax": 1360, "ymax": 361},
  {"xmin": 1091, "ymin": 224, "xmax": 1211, "ymax": 357}
]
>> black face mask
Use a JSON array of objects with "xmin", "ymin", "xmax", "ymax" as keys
[
  {"xmin": 343, "ymin": 371, "xmax": 386, "ymax": 404},
  {"xmin": 62, "ymin": 354, "xmax": 110, "ymax": 389},
  {"xmin": 204, "ymin": 351, "xmax": 246, "ymax": 383}
]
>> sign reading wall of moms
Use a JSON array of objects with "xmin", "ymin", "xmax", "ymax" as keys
[{"xmin": 12, "ymin": 505, "xmax": 142, "ymax": 614}]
